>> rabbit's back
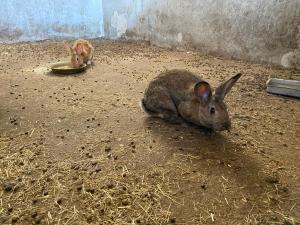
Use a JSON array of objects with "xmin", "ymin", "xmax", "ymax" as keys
[{"xmin": 147, "ymin": 69, "xmax": 203, "ymax": 104}]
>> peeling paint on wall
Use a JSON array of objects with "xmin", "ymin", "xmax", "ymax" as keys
[
  {"xmin": 281, "ymin": 26, "xmax": 300, "ymax": 70},
  {"xmin": 0, "ymin": 24, "xmax": 23, "ymax": 42},
  {"xmin": 111, "ymin": 11, "xmax": 128, "ymax": 38},
  {"xmin": 177, "ymin": 33, "xmax": 183, "ymax": 43}
]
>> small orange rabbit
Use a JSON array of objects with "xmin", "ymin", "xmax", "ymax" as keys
[{"xmin": 64, "ymin": 39, "xmax": 94, "ymax": 68}]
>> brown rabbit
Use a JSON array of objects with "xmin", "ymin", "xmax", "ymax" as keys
[
  {"xmin": 64, "ymin": 39, "xmax": 94, "ymax": 68},
  {"xmin": 140, "ymin": 69, "xmax": 241, "ymax": 131}
]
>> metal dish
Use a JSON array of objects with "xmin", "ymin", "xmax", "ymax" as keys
[
  {"xmin": 51, "ymin": 62, "xmax": 87, "ymax": 75},
  {"xmin": 266, "ymin": 78, "xmax": 300, "ymax": 98}
]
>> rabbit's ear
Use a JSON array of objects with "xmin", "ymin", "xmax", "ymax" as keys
[
  {"xmin": 79, "ymin": 45, "xmax": 88, "ymax": 55},
  {"xmin": 64, "ymin": 42, "xmax": 73, "ymax": 53},
  {"xmin": 194, "ymin": 81, "xmax": 212, "ymax": 103},
  {"xmin": 74, "ymin": 45, "xmax": 84, "ymax": 55},
  {"xmin": 215, "ymin": 73, "xmax": 241, "ymax": 100}
]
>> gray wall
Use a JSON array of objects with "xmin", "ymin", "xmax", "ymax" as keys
[
  {"xmin": 103, "ymin": 0, "xmax": 300, "ymax": 67},
  {"xmin": 0, "ymin": 0, "xmax": 299, "ymax": 67}
]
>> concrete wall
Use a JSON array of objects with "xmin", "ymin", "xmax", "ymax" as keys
[
  {"xmin": 102, "ymin": 1, "xmax": 145, "ymax": 39},
  {"xmin": 1, "ymin": 0, "xmax": 299, "ymax": 67},
  {"xmin": 103, "ymin": 0, "xmax": 300, "ymax": 67},
  {"xmin": 0, "ymin": 0, "xmax": 104, "ymax": 43}
]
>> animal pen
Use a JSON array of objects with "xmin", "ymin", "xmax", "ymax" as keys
[{"xmin": 0, "ymin": 1, "xmax": 299, "ymax": 225}]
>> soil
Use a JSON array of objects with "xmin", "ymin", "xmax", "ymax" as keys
[{"xmin": 0, "ymin": 39, "xmax": 299, "ymax": 225}]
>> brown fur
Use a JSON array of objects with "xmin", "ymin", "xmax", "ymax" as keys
[
  {"xmin": 65, "ymin": 39, "xmax": 94, "ymax": 68},
  {"xmin": 141, "ymin": 69, "xmax": 241, "ymax": 131}
]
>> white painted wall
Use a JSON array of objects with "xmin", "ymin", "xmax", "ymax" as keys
[{"xmin": 0, "ymin": 0, "xmax": 104, "ymax": 43}]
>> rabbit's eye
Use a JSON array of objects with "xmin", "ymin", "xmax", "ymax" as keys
[{"xmin": 210, "ymin": 107, "xmax": 215, "ymax": 114}]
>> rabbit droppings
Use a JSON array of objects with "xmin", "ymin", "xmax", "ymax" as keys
[{"xmin": 141, "ymin": 69, "xmax": 241, "ymax": 131}]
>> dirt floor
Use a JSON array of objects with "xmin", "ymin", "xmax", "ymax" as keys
[{"xmin": 0, "ymin": 39, "xmax": 299, "ymax": 225}]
